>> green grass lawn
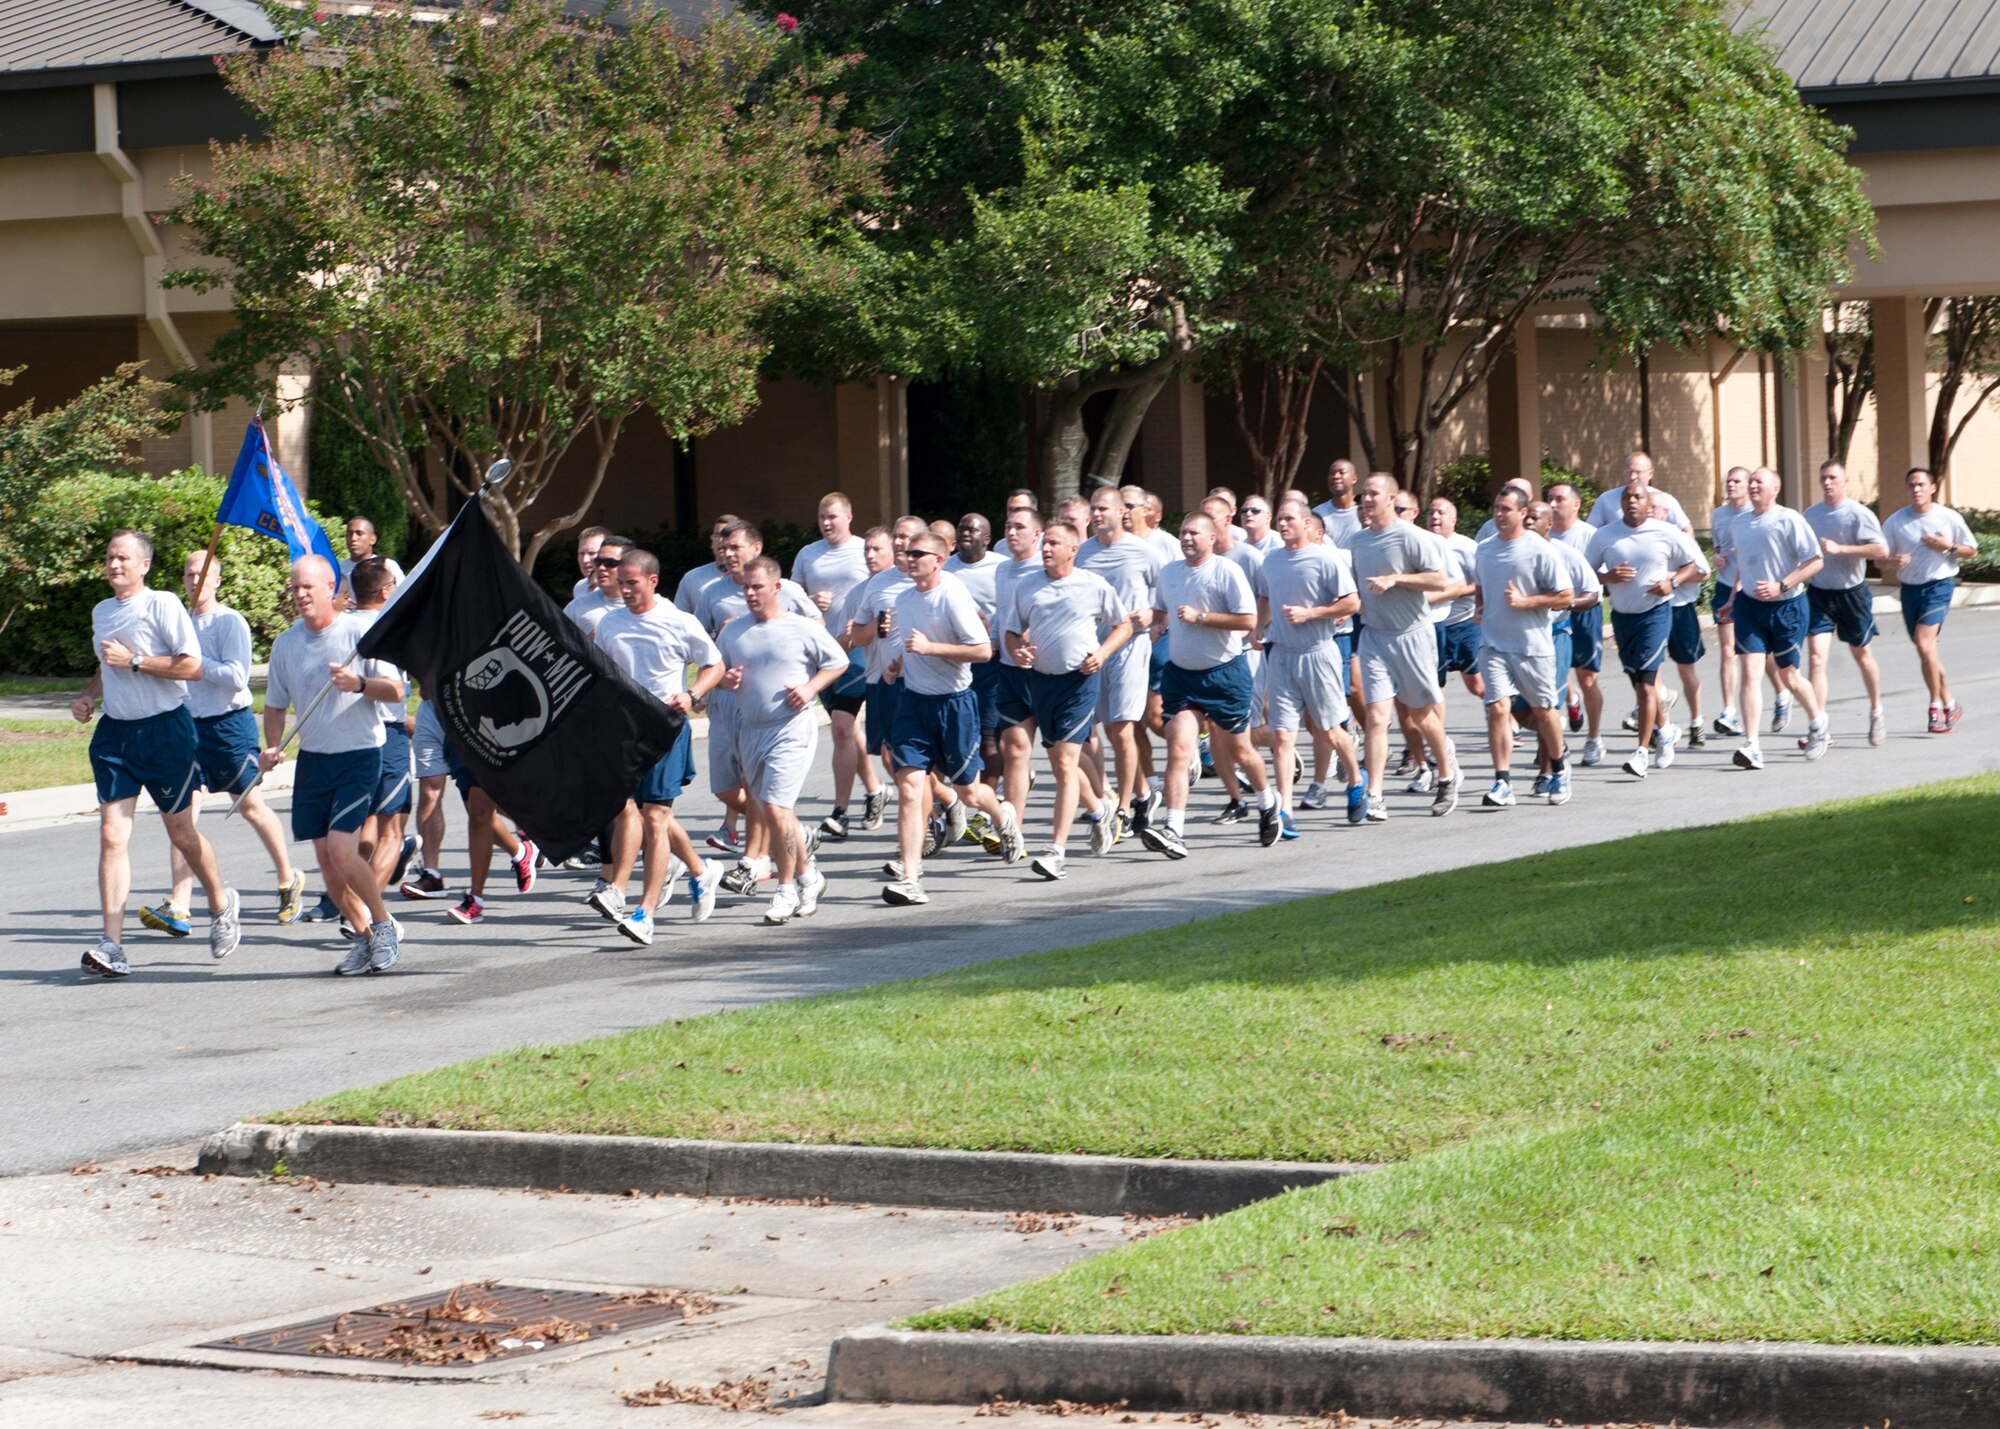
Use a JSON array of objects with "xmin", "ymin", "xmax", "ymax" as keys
[
  {"xmin": 280, "ymin": 776, "xmax": 2000, "ymax": 1344},
  {"xmin": 0, "ymin": 676, "xmax": 88, "ymax": 697},
  {"xmin": 0, "ymin": 717, "xmax": 94, "ymax": 791}
]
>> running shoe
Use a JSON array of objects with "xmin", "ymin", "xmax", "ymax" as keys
[
  {"xmin": 1365, "ymin": 795, "xmax": 1388, "ymax": 823},
  {"xmin": 1197, "ymin": 732, "xmax": 1215, "ymax": 775},
  {"xmin": 921, "ymin": 816, "xmax": 948, "ymax": 859},
  {"xmin": 1548, "ymin": 767, "xmax": 1572, "ymax": 806},
  {"xmin": 300, "ymin": 892, "xmax": 340, "ymax": 923},
  {"xmin": 446, "ymin": 893, "xmax": 484, "ymax": 925},
  {"xmin": 1801, "ymin": 720, "xmax": 1830, "ymax": 762},
  {"xmin": 1031, "ymin": 846, "xmax": 1068, "ymax": 881},
  {"xmin": 366, "ymin": 918, "xmax": 400, "ymax": 973},
  {"xmin": 997, "ymin": 808, "xmax": 1026, "ymax": 863},
  {"xmin": 1140, "ymin": 823, "xmax": 1188, "ymax": 859},
  {"xmin": 511, "ymin": 837, "xmax": 539, "ymax": 894},
  {"xmin": 277, "ymin": 869, "xmax": 308, "ymax": 924},
  {"xmin": 1393, "ymin": 749, "xmax": 1421, "ymax": 779},
  {"xmin": 1771, "ymin": 694, "xmax": 1794, "ymax": 734},
  {"xmin": 657, "ymin": 856, "xmax": 685, "ymax": 911},
  {"xmin": 1580, "ymin": 737, "xmax": 1605, "ymax": 767},
  {"xmin": 560, "ymin": 854, "xmax": 599, "ymax": 872},
  {"xmin": 1929, "ymin": 704, "xmax": 1948, "ymax": 734},
  {"xmin": 587, "ymin": 883, "xmax": 626, "ymax": 923},
  {"xmin": 1291, "ymin": 752, "xmax": 1305, "ymax": 785},
  {"xmin": 1946, "ymin": 700, "xmax": 1964, "ymax": 730},
  {"xmin": 1258, "ymin": 802, "xmax": 1282, "ymax": 847},
  {"xmin": 334, "ymin": 936, "xmax": 372, "ymax": 977},
  {"xmin": 689, "ymin": 872, "xmax": 717, "ymax": 923},
  {"xmin": 1685, "ymin": 723, "xmax": 1707, "ymax": 749},
  {"xmin": 1299, "ymin": 782, "xmax": 1329, "ymax": 811},
  {"xmin": 1276, "ymin": 810, "xmax": 1300, "ymax": 842},
  {"xmin": 390, "ymin": 834, "xmax": 419, "ymax": 887},
  {"xmin": 861, "ymin": 790, "xmax": 888, "ymax": 831},
  {"xmin": 881, "ymin": 858, "xmax": 908, "ymax": 881},
  {"xmin": 944, "ymin": 797, "xmax": 970, "ymax": 847},
  {"xmin": 209, "ymin": 888, "xmax": 242, "ymax": 961},
  {"xmin": 1713, "ymin": 708, "xmax": 1743, "ymax": 736},
  {"xmin": 1732, "ymin": 742, "xmax": 1765, "ymax": 771},
  {"xmin": 819, "ymin": 808, "xmax": 851, "ymax": 841},
  {"xmin": 764, "ymin": 885, "xmax": 800, "ymax": 925},
  {"xmin": 1482, "ymin": 779, "xmax": 1515, "ymax": 809},
  {"xmin": 706, "ymin": 827, "xmax": 743, "ymax": 854},
  {"xmin": 1620, "ymin": 706, "xmax": 1639, "ymax": 734},
  {"xmin": 620, "ymin": 907, "xmax": 654, "ymax": 945},
  {"xmin": 1530, "ymin": 772, "xmax": 1553, "ymax": 798},
  {"xmin": 1566, "ymin": 694, "xmax": 1583, "ymax": 733},
  {"xmin": 1129, "ymin": 789, "xmax": 1157, "ymax": 836},
  {"xmin": 1405, "ymin": 764, "xmax": 1436, "ymax": 795},
  {"xmin": 720, "ymin": 862, "xmax": 758, "ymax": 897},
  {"xmin": 1868, "ymin": 709, "xmax": 1886, "ymax": 747},
  {"xmin": 1652, "ymin": 722, "xmax": 1677, "ymax": 771},
  {"xmin": 1213, "ymin": 799, "xmax": 1248, "ymax": 825},
  {"xmin": 1430, "ymin": 770, "xmax": 1460, "ymax": 817},
  {"xmin": 1346, "ymin": 775, "xmax": 1369, "ymax": 826},
  {"xmin": 82, "ymin": 938, "xmax": 131, "ymax": 978},
  {"xmin": 882, "ymin": 878, "xmax": 929, "ymax": 906},
  {"xmin": 139, "ymin": 903, "xmax": 191, "ymax": 938},
  {"xmin": 966, "ymin": 810, "xmax": 1004, "ymax": 855},
  {"xmin": 401, "ymin": 869, "xmax": 450, "ymax": 900},
  {"xmin": 796, "ymin": 867, "xmax": 826, "ymax": 917},
  {"xmin": 1103, "ymin": 808, "xmax": 1125, "ymax": 850},
  {"xmin": 1088, "ymin": 811, "xmax": 1115, "ymax": 856},
  {"xmin": 1622, "ymin": 746, "xmax": 1650, "ymax": 779}
]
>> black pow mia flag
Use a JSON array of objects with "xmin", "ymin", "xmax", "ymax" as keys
[{"xmin": 356, "ymin": 491, "xmax": 683, "ymax": 863}]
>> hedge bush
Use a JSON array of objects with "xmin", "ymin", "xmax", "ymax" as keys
[
  {"xmin": 0, "ymin": 469, "xmax": 344, "ymax": 677},
  {"xmin": 1963, "ymin": 533, "xmax": 2000, "ymax": 583},
  {"xmin": 307, "ymin": 405, "xmax": 410, "ymax": 562},
  {"xmin": 1431, "ymin": 454, "xmax": 1599, "ymax": 535}
]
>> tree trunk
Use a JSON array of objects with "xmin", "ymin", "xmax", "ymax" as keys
[
  {"xmin": 1037, "ymin": 381, "xmax": 1092, "ymax": 512},
  {"xmin": 1233, "ymin": 357, "xmax": 1322, "ymax": 504},
  {"xmin": 1085, "ymin": 366, "xmax": 1173, "ymax": 491}
]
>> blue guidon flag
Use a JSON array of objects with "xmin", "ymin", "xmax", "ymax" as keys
[
  {"xmin": 355, "ymin": 489, "xmax": 684, "ymax": 863},
  {"xmin": 215, "ymin": 418, "xmax": 344, "ymax": 586}
]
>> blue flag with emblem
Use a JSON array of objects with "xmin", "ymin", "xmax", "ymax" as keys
[{"xmin": 214, "ymin": 418, "xmax": 342, "ymax": 588}]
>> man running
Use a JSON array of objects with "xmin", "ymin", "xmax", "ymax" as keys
[
  {"xmin": 946, "ymin": 512, "xmax": 1007, "ymax": 812},
  {"xmin": 1802, "ymin": 461, "xmax": 1889, "ymax": 747},
  {"xmin": 260, "ymin": 554, "xmax": 404, "ymax": 975},
  {"xmin": 991, "ymin": 507, "xmax": 1048, "ymax": 830},
  {"xmin": 347, "ymin": 557, "xmax": 419, "ymax": 907},
  {"xmin": 1312, "ymin": 459, "xmax": 1362, "ymax": 546},
  {"xmin": 1003, "ymin": 520, "xmax": 1131, "ymax": 879},
  {"xmin": 716, "ymin": 557, "xmax": 850, "ymax": 923},
  {"xmin": 674, "ymin": 514, "xmax": 740, "ymax": 614},
  {"xmin": 568, "ymin": 526, "xmax": 609, "ymax": 602},
  {"xmin": 339, "ymin": 516, "xmax": 405, "ymax": 587},
  {"xmin": 1143, "ymin": 514, "xmax": 1279, "ymax": 856},
  {"xmin": 1587, "ymin": 451, "xmax": 1692, "ymax": 531},
  {"xmin": 792, "ymin": 493, "xmax": 877, "ymax": 838},
  {"xmin": 1257, "ymin": 498, "xmax": 1364, "ymax": 830},
  {"xmin": 1474, "ymin": 490, "xmax": 1575, "ymax": 807},
  {"xmin": 1707, "ymin": 465, "xmax": 1763, "ymax": 740},
  {"xmin": 1203, "ymin": 494, "xmax": 1268, "ymax": 823},
  {"xmin": 1714, "ymin": 467, "xmax": 1830, "ymax": 768},
  {"xmin": 1584, "ymin": 485, "xmax": 1703, "ymax": 778},
  {"xmin": 589, "ymin": 548, "xmax": 722, "ymax": 942},
  {"xmin": 1883, "ymin": 466, "xmax": 1977, "ymax": 733},
  {"xmin": 1240, "ymin": 495, "xmax": 1280, "ymax": 552},
  {"xmin": 563, "ymin": 533, "xmax": 630, "ymax": 637},
  {"xmin": 72, "ymin": 530, "xmax": 242, "ymax": 976},
  {"xmin": 880, "ymin": 532, "xmax": 1024, "ymax": 905},
  {"xmin": 1546, "ymin": 481, "xmax": 1606, "ymax": 762},
  {"xmin": 1349, "ymin": 475, "xmax": 1457, "ymax": 819},
  {"xmin": 1426, "ymin": 497, "xmax": 1484, "ymax": 700},
  {"xmin": 832, "ymin": 524, "xmax": 906, "ymax": 836},
  {"xmin": 138, "ymin": 549, "xmax": 303, "ymax": 942},
  {"xmin": 1080, "ymin": 487, "xmax": 1166, "ymax": 836}
]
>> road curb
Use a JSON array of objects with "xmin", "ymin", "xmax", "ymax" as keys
[
  {"xmin": 195, "ymin": 1122, "xmax": 1372, "ymax": 1217},
  {"xmin": 823, "ymin": 1325, "xmax": 2000, "ymax": 1428}
]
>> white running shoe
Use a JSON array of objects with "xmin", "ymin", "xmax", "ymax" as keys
[
  {"xmin": 1298, "ymin": 782, "xmax": 1328, "ymax": 810},
  {"xmin": 587, "ymin": 884, "xmax": 626, "ymax": 923},
  {"xmin": 366, "ymin": 919, "xmax": 401, "ymax": 973},
  {"xmin": 997, "ymin": 808, "xmax": 1026, "ymax": 863},
  {"xmin": 943, "ymin": 797, "xmax": 969, "ymax": 846},
  {"xmin": 1733, "ymin": 742, "xmax": 1765, "ymax": 771},
  {"xmin": 1652, "ymin": 722, "xmax": 1677, "ymax": 770},
  {"xmin": 656, "ymin": 855, "xmax": 685, "ymax": 911},
  {"xmin": 1801, "ymin": 720, "xmax": 1831, "ymax": 761},
  {"xmin": 1580, "ymin": 736, "xmax": 1605, "ymax": 767},
  {"xmin": 764, "ymin": 885, "xmax": 800, "ymax": 925},
  {"xmin": 620, "ymin": 907, "xmax": 655, "ymax": 945},
  {"xmin": 1088, "ymin": 812, "xmax": 1115, "ymax": 856},
  {"xmin": 882, "ymin": 878, "xmax": 928, "ymax": 906},
  {"xmin": 1482, "ymin": 779, "xmax": 1514, "ymax": 808},
  {"xmin": 796, "ymin": 867, "xmax": 826, "ymax": 917},
  {"xmin": 1623, "ymin": 746, "xmax": 1650, "ymax": 779},
  {"xmin": 1868, "ymin": 709, "xmax": 1885, "ymax": 747},
  {"xmin": 209, "ymin": 887, "xmax": 242, "ymax": 961},
  {"xmin": 689, "ymin": 872, "xmax": 718, "ymax": 923},
  {"xmin": 1031, "ymin": 846, "xmax": 1068, "ymax": 880},
  {"xmin": 1406, "ymin": 764, "xmax": 1436, "ymax": 795},
  {"xmin": 334, "ymin": 936, "xmax": 372, "ymax": 977},
  {"xmin": 1713, "ymin": 707, "xmax": 1743, "ymax": 736},
  {"xmin": 1771, "ymin": 695, "xmax": 1794, "ymax": 734}
]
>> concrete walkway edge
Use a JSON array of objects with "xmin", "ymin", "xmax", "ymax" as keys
[
  {"xmin": 823, "ymin": 1325, "xmax": 2000, "ymax": 1429},
  {"xmin": 196, "ymin": 1122, "xmax": 1373, "ymax": 1217}
]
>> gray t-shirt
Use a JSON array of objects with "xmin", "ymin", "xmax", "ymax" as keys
[
  {"xmin": 563, "ymin": 589, "xmax": 621, "ymax": 636},
  {"xmin": 990, "ymin": 553, "xmax": 1041, "ymax": 668},
  {"xmin": 1545, "ymin": 537, "xmax": 1603, "ymax": 610},
  {"xmin": 848, "ymin": 568, "xmax": 917, "ymax": 682},
  {"xmin": 1709, "ymin": 500, "xmax": 1750, "ymax": 586},
  {"xmin": 1314, "ymin": 502, "xmax": 1361, "ymax": 545},
  {"xmin": 1582, "ymin": 519, "xmax": 1703, "ymax": 615},
  {"xmin": 1215, "ymin": 540, "xmax": 1265, "ymax": 593},
  {"xmin": 596, "ymin": 599, "xmax": 719, "ymax": 702},
  {"xmin": 673, "ymin": 561, "xmax": 725, "ymax": 615},
  {"xmin": 944, "ymin": 551, "xmax": 1006, "ymax": 623},
  {"xmin": 186, "ymin": 605, "xmax": 254, "ymax": 719},
  {"xmin": 1158, "ymin": 556, "xmax": 1256, "ymax": 671},
  {"xmin": 1254, "ymin": 543, "xmax": 1355, "ymax": 653},
  {"xmin": 1724, "ymin": 507, "xmax": 1819, "ymax": 598},
  {"xmin": 1588, "ymin": 485, "xmax": 1690, "ymax": 530},
  {"xmin": 1475, "ymin": 531, "xmax": 1571, "ymax": 657},
  {"xmin": 1143, "ymin": 529, "xmax": 1182, "ymax": 567},
  {"xmin": 266, "ymin": 611, "xmax": 395, "ymax": 754},
  {"xmin": 1077, "ymin": 534, "xmax": 1164, "ymax": 621},
  {"xmin": 695, "ymin": 575, "xmax": 821, "ymax": 637},
  {"xmin": 1346, "ymin": 522, "xmax": 1446, "ymax": 635},
  {"xmin": 1803, "ymin": 499, "xmax": 1886, "ymax": 590},
  {"xmin": 893, "ymin": 577, "xmax": 990, "ymax": 696},
  {"xmin": 792, "ymin": 537, "xmax": 870, "ymax": 610},
  {"xmin": 1884, "ymin": 504, "xmax": 1977, "ymax": 586},
  {"xmin": 1004, "ymin": 567, "xmax": 1125, "ymax": 674},
  {"xmin": 1437, "ymin": 532, "xmax": 1480, "ymax": 624},
  {"xmin": 718, "ymin": 612, "xmax": 849, "ymax": 727},
  {"xmin": 92, "ymin": 587, "xmax": 201, "ymax": 722}
]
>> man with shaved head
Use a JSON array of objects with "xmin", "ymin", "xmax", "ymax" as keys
[{"xmin": 1587, "ymin": 451, "xmax": 1691, "ymax": 533}]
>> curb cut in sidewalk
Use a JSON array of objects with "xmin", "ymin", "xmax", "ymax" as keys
[
  {"xmin": 196, "ymin": 1122, "xmax": 1371, "ymax": 1217},
  {"xmin": 823, "ymin": 1325, "xmax": 2000, "ymax": 1429}
]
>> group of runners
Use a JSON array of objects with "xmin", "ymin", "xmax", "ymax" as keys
[{"xmin": 71, "ymin": 453, "xmax": 1978, "ymax": 975}]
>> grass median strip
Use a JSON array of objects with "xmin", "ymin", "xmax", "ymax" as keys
[
  {"xmin": 280, "ymin": 775, "xmax": 2000, "ymax": 1343},
  {"xmin": 0, "ymin": 717, "xmax": 94, "ymax": 791}
]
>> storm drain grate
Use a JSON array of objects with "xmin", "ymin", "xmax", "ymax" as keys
[{"xmin": 199, "ymin": 1283, "xmax": 727, "ymax": 1367}]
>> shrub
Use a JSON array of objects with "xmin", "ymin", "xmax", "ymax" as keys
[
  {"xmin": 1431, "ymin": 455, "xmax": 1597, "ymax": 535},
  {"xmin": 1962, "ymin": 533, "xmax": 2000, "ymax": 584},
  {"xmin": 1959, "ymin": 507, "xmax": 2000, "ymax": 537},
  {"xmin": 307, "ymin": 404, "xmax": 409, "ymax": 562},
  {"xmin": 0, "ymin": 469, "xmax": 343, "ymax": 676}
]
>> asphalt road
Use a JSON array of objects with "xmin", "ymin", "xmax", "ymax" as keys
[{"xmin": 3, "ymin": 613, "xmax": 1995, "ymax": 1176}]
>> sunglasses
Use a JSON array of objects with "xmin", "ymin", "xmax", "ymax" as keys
[{"xmin": 593, "ymin": 555, "xmax": 624, "ymax": 567}]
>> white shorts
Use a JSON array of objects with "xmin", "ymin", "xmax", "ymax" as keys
[
  {"xmin": 741, "ymin": 714, "xmax": 818, "ymax": 809},
  {"xmin": 412, "ymin": 700, "xmax": 452, "ymax": 779},
  {"xmin": 1480, "ymin": 647, "xmax": 1560, "ymax": 709},
  {"xmin": 1263, "ymin": 645, "xmax": 1350, "ymax": 732},
  {"xmin": 1095, "ymin": 633, "xmax": 1150, "ymax": 725},
  {"xmin": 1358, "ymin": 624, "xmax": 1442, "ymax": 708}
]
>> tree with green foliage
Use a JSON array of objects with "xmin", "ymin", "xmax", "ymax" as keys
[
  {"xmin": 0, "ymin": 363, "xmax": 171, "ymax": 644},
  {"xmin": 169, "ymin": 0, "xmax": 874, "ymax": 563}
]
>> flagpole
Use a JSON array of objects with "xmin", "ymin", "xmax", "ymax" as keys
[{"xmin": 225, "ymin": 657, "xmax": 353, "ymax": 820}]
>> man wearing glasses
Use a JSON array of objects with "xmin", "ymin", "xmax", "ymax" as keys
[
  {"xmin": 1240, "ymin": 498, "xmax": 1281, "ymax": 552},
  {"xmin": 564, "ymin": 534, "xmax": 631, "ymax": 637}
]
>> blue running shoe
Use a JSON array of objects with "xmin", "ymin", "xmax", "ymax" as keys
[
  {"xmin": 1345, "ymin": 772, "xmax": 1369, "ymax": 825},
  {"xmin": 1278, "ymin": 810, "xmax": 1300, "ymax": 841},
  {"xmin": 138, "ymin": 903, "xmax": 191, "ymax": 938}
]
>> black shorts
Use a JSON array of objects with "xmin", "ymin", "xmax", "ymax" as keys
[{"xmin": 820, "ymin": 690, "xmax": 865, "ymax": 717}]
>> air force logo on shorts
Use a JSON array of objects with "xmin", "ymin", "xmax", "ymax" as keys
[{"xmin": 443, "ymin": 609, "xmax": 594, "ymax": 766}]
